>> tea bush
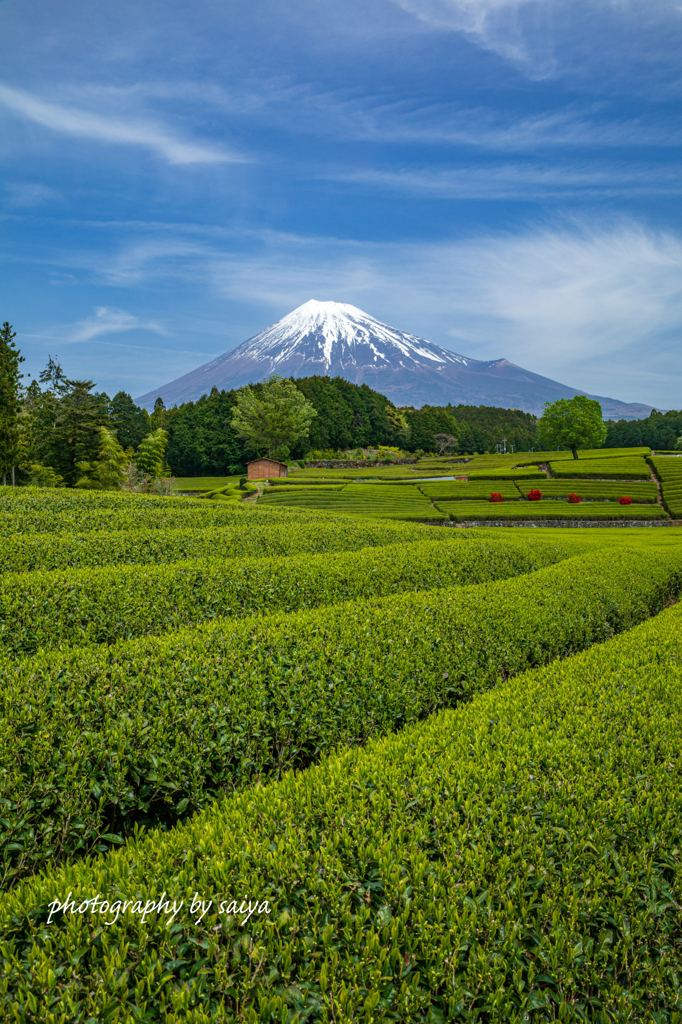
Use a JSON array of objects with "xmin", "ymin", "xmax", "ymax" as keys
[
  {"xmin": 650, "ymin": 455, "xmax": 682, "ymax": 518},
  {"xmin": 258, "ymin": 484, "xmax": 444, "ymax": 520},
  {"xmin": 0, "ymin": 546, "xmax": 679, "ymax": 886},
  {"xmin": 0, "ymin": 517, "xmax": 462, "ymax": 573},
  {"xmin": 0, "ymin": 491, "xmax": 343, "ymax": 537},
  {"xmin": 549, "ymin": 457, "xmax": 651, "ymax": 479},
  {"xmin": 419, "ymin": 481, "xmax": 520, "ymax": 501},
  {"xmin": 0, "ymin": 536, "xmax": 572, "ymax": 656},
  {"xmin": 443, "ymin": 500, "xmax": 668, "ymax": 521},
  {"xmin": 522, "ymin": 479, "xmax": 658, "ymax": 502},
  {"xmin": 2, "ymin": 594, "xmax": 682, "ymax": 1021}
]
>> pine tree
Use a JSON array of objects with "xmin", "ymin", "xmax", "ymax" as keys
[
  {"xmin": 0, "ymin": 322, "xmax": 25, "ymax": 485},
  {"xmin": 55, "ymin": 380, "xmax": 110, "ymax": 484},
  {"xmin": 150, "ymin": 397, "xmax": 167, "ymax": 431}
]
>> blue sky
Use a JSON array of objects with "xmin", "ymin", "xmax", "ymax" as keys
[{"xmin": 1, "ymin": 0, "xmax": 682, "ymax": 408}]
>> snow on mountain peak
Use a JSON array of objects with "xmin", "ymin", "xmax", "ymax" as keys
[
  {"xmin": 133, "ymin": 298, "xmax": 655, "ymax": 420},
  {"xmin": 239, "ymin": 298, "xmax": 466, "ymax": 372}
]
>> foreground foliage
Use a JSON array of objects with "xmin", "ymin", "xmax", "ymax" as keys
[
  {"xmin": 0, "ymin": 544, "xmax": 679, "ymax": 887},
  {"xmin": 3, "ymin": 591, "xmax": 682, "ymax": 1021},
  {"xmin": 0, "ymin": 536, "xmax": 565, "ymax": 655}
]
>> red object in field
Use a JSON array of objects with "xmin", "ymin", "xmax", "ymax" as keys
[
  {"xmin": 567, "ymin": 493, "xmax": 583, "ymax": 503},
  {"xmin": 489, "ymin": 492, "xmax": 504, "ymax": 503},
  {"xmin": 618, "ymin": 496, "xmax": 632, "ymax": 505},
  {"xmin": 526, "ymin": 489, "xmax": 542, "ymax": 501}
]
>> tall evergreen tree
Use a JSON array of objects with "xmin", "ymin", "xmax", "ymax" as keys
[
  {"xmin": 0, "ymin": 322, "xmax": 25, "ymax": 485},
  {"xmin": 231, "ymin": 375, "xmax": 317, "ymax": 458},
  {"xmin": 110, "ymin": 391, "xmax": 150, "ymax": 449},
  {"xmin": 150, "ymin": 397, "xmax": 167, "ymax": 431},
  {"xmin": 39, "ymin": 355, "xmax": 70, "ymax": 396},
  {"xmin": 55, "ymin": 380, "xmax": 110, "ymax": 483}
]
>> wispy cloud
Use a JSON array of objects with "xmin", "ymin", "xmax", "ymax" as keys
[
  {"xmin": 0, "ymin": 84, "xmax": 246, "ymax": 165},
  {"xmin": 4, "ymin": 182, "xmax": 61, "ymax": 208},
  {"xmin": 201, "ymin": 219, "xmax": 682, "ymax": 404},
  {"xmin": 68, "ymin": 307, "xmax": 168, "ymax": 343},
  {"xmin": 389, "ymin": 0, "xmax": 682, "ymax": 80},
  {"xmin": 67, "ymin": 220, "xmax": 682, "ymax": 372},
  {"xmin": 29, "ymin": 217, "xmax": 682, "ymax": 406},
  {"xmin": 190, "ymin": 77, "xmax": 681, "ymax": 152},
  {"xmin": 393, "ymin": 0, "xmax": 549, "ymax": 66},
  {"xmin": 325, "ymin": 162, "xmax": 682, "ymax": 200}
]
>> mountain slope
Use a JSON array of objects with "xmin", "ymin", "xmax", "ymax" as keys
[{"xmin": 135, "ymin": 300, "xmax": 654, "ymax": 419}]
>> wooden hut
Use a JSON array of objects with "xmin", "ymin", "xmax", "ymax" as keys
[{"xmin": 246, "ymin": 457, "xmax": 289, "ymax": 481}]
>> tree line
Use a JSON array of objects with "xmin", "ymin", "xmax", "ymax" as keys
[{"xmin": 2, "ymin": 320, "xmax": 680, "ymax": 485}]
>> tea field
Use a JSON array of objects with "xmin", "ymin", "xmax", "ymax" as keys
[
  {"xmin": 253, "ymin": 448, "xmax": 678, "ymax": 524},
  {"xmin": 1, "ymin": 482, "xmax": 682, "ymax": 1022}
]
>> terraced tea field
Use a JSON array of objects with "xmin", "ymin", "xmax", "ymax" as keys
[
  {"xmin": 2, "ymin": 482, "xmax": 682, "ymax": 1022},
  {"xmin": 651, "ymin": 454, "xmax": 682, "ymax": 518},
  {"xmin": 259, "ymin": 482, "xmax": 445, "ymax": 520},
  {"xmin": 251, "ymin": 447, "xmax": 677, "ymax": 524}
]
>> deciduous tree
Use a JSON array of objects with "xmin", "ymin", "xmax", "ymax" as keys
[
  {"xmin": 537, "ymin": 395, "xmax": 607, "ymax": 460},
  {"xmin": 433, "ymin": 432, "xmax": 459, "ymax": 456}
]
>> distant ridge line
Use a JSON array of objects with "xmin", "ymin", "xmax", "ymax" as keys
[{"xmin": 136, "ymin": 299, "xmax": 655, "ymax": 421}]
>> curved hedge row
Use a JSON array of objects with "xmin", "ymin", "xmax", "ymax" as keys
[
  {"xmin": 519, "ymin": 479, "xmax": 659, "ymax": 502},
  {"xmin": 1, "ymin": 545, "xmax": 680, "ymax": 887},
  {"xmin": 465, "ymin": 467, "xmax": 545, "ymax": 480},
  {"xmin": 2, "ymin": 587, "xmax": 682, "ymax": 1021},
  {"xmin": 0, "ymin": 517, "xmax": 459, "ymax": 573},
  {"xmin": 650, "ymin": 455, "xmax": 682, "ymax": 518},
  {"xmin": 0, "ymin": 493, "xmax": 367, "ymax": 537},
  {"xmin": 549, "ymin": 456, "xmax": 651, "ymax": 479},
  {"xmin": 419, "ymin": 480, "xmax": 520, "ymax": 501},
  {"xmin": 443, "ymin": 500, "xmax": 668, "ymax": 522},
  {"xmin": 258, "ymin": 484, "xmax": 444, "ymax": 521},
  {"xmin": 0, "ymin": 535, "xmax": 571, "ymax": 656}
]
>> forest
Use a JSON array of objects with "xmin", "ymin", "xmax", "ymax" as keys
[{"xmin": 9, "ymin": 347, "xmax": 682, "ymax": 481}]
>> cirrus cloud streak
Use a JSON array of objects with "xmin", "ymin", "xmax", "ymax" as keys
[{"xmin": 0, "ymin": 84, "xmax": 246, "ymax": 165}]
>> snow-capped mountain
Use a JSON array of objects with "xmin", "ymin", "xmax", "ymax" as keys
[{"xmin": 135, "ymin": 300, "xmax": 654, "ymax": 419}]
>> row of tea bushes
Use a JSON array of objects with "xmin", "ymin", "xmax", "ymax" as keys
[
  {"xmin": 0, "ymin": 535, "xmax": 576, "ymax": 656},
  {"xmin": 514, "ymin": 446, "xmax": 651, "ymax": 464},
  {"xmin": 515, "ymin": 479, "xmax": 659, "ymax": 502},
  {"xmin": 549, "ymin": 456, "xmax": 651, "ymax": 479},
  {"xmin": 259, "ymin": 484, "xmax": 444, "ymax": 521},
  {"xmin": 651, "ymin": 455, "xmax": 682, "ymax": 518},
  {"xmin": 0, "ymin": 517, "xmax": 463, "ymax": 574},
  {"xmin": 289, "ymin": 467, "xmax": 429, "ymax": 481},
  {"xmin": 443, "ymin": 500, "xmax": 668, "ymax": 522},
  {"xmin": 2, "ymin": 592, "xmax": 682, "ymax": 1021},
  {"xmin": 1, "ymin": 546, "xmax": 680, "ymax": 885},
  {"xmin": 265, "ymin": 482, "xmax": 346, "ymax": 490},
  {"xmin": 464, "ymin": 466, "xmax": 545, "ymax": 480},
  {"xmin": 418, "ymin": 480, "xmax": 521, "ymax": 501},
  {"xmin": 0, "ymin": 493, "xmax": 324, "ymax": 537}
]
